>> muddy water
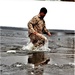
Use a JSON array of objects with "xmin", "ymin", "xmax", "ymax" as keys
[{"xmin": 0, "ymin": 27, "xmax": 75, "ymax": 75}]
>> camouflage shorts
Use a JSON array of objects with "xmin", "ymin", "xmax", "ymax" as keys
[{"xmin": 29, "ymin": 33, "xmax": 45, "ymax": 47}]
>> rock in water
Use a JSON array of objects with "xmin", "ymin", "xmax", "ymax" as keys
[{"xmin": 7, "ymin": 50, "xmax": 16, "ymax": 53}]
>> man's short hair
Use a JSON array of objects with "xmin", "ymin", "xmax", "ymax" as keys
[{"xmin": 40, "ymin": 7, "xmax": 47, "ymax": 14}]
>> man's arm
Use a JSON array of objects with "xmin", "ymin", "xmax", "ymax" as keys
[
  {"xmin": 43, "ymin": 25, "xmax": 51, "ymax": 36},
  {"xmin": 28, "ymin": 17, "xmax": 37, "ymax": 34}
]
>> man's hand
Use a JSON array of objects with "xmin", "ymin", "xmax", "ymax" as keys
[
  {"xmin": 33, "ymin": 32, "xmax": 47, "ymax": 42},
  {"xmin": 47, "ymin": 32, "xmax": 51, "ymax": 36}
]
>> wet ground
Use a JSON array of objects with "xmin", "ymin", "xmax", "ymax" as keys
[{"xmin": 0, "ymin": 27, "xmax": 75, "ymax": 75}]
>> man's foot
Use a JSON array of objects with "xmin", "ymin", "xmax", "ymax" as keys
[
  {"xmin": 31, "ymin": 46, "xmax": 37, "ymax": 50},
  {"xmin": 40, "ymin": 58, "xmax": 50, "ymax": 65},
  {"xmin": 31, "ymin": 46, "xmax": 41, "ymax": 51},
  {"xmin": 35, "ymin": 58, "xmax": 50, "ymax": 66}
]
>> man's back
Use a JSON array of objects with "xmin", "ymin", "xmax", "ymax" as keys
[{"xmin": 28, "ymin": 14, "xmax": 46, "ymax": 35}]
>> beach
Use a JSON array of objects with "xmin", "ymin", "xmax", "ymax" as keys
[{"xmin": 0, "ymin": 27, "xmax": 75, "ymax": 75}]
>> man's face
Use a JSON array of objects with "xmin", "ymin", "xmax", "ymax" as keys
[{"xmin": 40, "ymin": 12, "xmax": 46, "ymax": 19}]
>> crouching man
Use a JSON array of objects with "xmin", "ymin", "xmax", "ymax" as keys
[{"xmin": 28, "ymin": 7, "xmax": 51, "ymax": 66}]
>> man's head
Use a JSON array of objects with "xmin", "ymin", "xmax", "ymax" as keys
[{"xmin": 39, "ymin": 7, "xmax": 47, "ymax": 19}]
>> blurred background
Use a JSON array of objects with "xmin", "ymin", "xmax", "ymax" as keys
[{"xmin": 0, "ymin": 1, "xmax": 75, "ymax": 30}]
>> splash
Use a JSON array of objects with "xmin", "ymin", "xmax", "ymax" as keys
[{"xmin": 22, "ymin": 39, "xmax": 51, "ymax": 51}]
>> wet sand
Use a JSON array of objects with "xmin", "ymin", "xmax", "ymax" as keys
[{"xmin": 0, "ymin": 27, "xmax": 75, "ymax": 75}]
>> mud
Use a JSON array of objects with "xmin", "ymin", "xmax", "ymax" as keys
[{"xmin": 0, "ymin": 27, "xmax": 75, "ymax": 75}]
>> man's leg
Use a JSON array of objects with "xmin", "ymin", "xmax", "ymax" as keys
[{"xmin": 28, "ymin": 34, "xmax": 50, "ymax": 66}]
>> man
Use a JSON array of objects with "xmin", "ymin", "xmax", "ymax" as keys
[
  {"xmin": 28, "ymin": 7, "xmax": 51, "ymax": 48},
  {"xmin": 28, "ymin": 7, "xmax": 51, "ymax": 66}
]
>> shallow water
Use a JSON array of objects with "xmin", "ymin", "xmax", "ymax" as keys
[{"xmin": 0, "ymin": 27, "xmax": 75, "ymax": 75}]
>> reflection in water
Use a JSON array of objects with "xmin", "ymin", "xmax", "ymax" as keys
[
  {"xmin": 27, "ymin": 66, "xmax": 44, "ymax": 75},
  {"xmin": 28, "ymin": 52, "xmax": 50, "ymax": 66},
  {"xmin": 27, "ymin": 51, "xmax": 50, "ymax": 75},
  {"xmin": 0, "ymin": 51, "xmax": 74, "ymax": 75}
]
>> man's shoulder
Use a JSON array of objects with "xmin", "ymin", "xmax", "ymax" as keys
[
  {"xmin": 32, "ymin": 15, "xmax": 40, "ymax": 22},
  {"xmin": 33, "ymin": 15, "xmax": 39, "ymax": 19}
]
